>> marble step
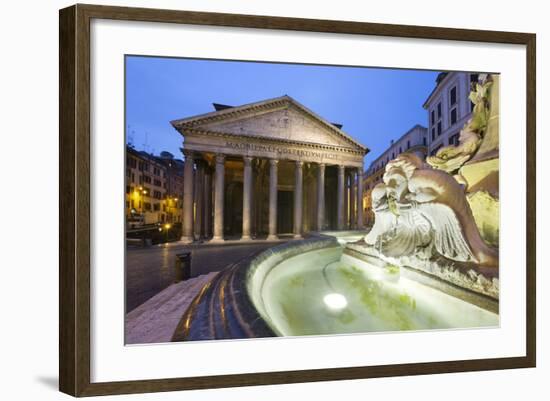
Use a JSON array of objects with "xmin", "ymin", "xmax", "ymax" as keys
[{"xmin": 125, "ymin": 272, "xmax": 218, "ymax": 345}]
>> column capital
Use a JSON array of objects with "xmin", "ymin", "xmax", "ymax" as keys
[
  {"xmin": 269, "ymin": 158, "xmax": 279, "ymax": 166},
  {"xmin": 295, "ymin": 160, "xmax": 304, "ymax": 167},
  {"xmin": 215, "ymin": 153, "xmax": 226, "ymax": 164},
  {"xmin": 337, "ymin": 164, "xmax": 346, "ymax": 173},
  {"xmin": 183, "ymin": 149, "xmax": 195, "ymax": 159},
  {"xmin": 243, "ymin": 156, "xmax": 253, "ymax": 166}
]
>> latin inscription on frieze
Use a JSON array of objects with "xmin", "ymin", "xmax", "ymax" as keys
[{"xmin": 224, "ymin": 141, "xmax": 340, "ymax": 160}]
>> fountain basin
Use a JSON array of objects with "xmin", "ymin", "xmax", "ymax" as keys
[
  {"xmin": 172, "ymin": 235, "xmax": 498, "ymax": 341},
  {"xmin": 256, "ymin": 245, "xmax": 498, "ymax": 336}
]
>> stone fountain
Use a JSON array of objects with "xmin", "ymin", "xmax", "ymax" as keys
[{"xmin": 345, "ymin": 74, "xmax": 500, "ymax": 309}]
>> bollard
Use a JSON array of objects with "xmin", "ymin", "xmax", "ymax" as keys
[{"xmin": 174, "ymin": 252, "xmax": 192, "ymax": 282}]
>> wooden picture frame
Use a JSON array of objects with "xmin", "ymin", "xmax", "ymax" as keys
[{"xmin": 59, "ymin": 3, "xmax": 536, "ymax": 397}]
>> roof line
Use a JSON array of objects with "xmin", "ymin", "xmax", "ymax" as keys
[
  {"xmin": 171, "ymin": 95, "xmax": 368, "ymax": 153},
  {"xmin": 366, "ymin": 124, "xmax": 427, "ymax": 167},
  {"xmin": 422, "ymin": 72, "xmax": 453, "ymax": 108}
]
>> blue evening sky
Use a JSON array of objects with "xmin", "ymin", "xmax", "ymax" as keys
[{"xmin": 125, "ymin": 56, "xmax": 441, "ymax": 167}]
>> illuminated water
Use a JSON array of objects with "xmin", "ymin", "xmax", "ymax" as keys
[{"xmin": 259, "ymin": 247, "xmax": 498, "ymax": 336}]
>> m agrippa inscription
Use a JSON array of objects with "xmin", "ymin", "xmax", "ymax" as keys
[{"xmin": 224, "ymin": 141, "xmax": 341, "ymax": 161}]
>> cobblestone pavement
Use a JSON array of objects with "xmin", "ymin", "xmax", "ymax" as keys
[{"xmin": 126, "ymin": 240, "xmax": 287, "ymax": 313}]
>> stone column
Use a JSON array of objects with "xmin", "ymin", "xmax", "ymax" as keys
[
  {"xmin": 337, "ymin": 165, "xmax": 345, "ymax": 230},
  {"xmin": 203, "ymin": 169, "xmax": 212, "ymax": 238},
  {"xmin": 316, "ymin": 163, "xmax": 325, "ymax": 231},
  {"xmin": 344, "ymin": 170, "xmax": 349, "ymax": 229},
  {"xmin": 350, "ymin": 169, "xmax": 356, "ymax": 229},
  {"xmin": 181, "ymin": 150, "xmax": 194, "ymax": 243},
  {"xmin": 267, "ymin": 158, "xmax": 278, "ymax": 240},
  {"xmin": 356, "ymin": 167, "xmax": 364, "ymax": 229},
  {"xmin": 212, "ymin": 153, "xmax": 225, "ymax": 242},
  {"xmin": 194, "ymin": 159, "xmax": 204, "ymax": 239},
  {"xmin": 293, "ymin": 161, "xmax": 303, "ymax": 239},
  {"xmin": 241, "ymin": 156, "xmax": 253, "ymax": 240}
]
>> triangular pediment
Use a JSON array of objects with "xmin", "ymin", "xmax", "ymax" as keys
[{"xmin": 171, "ymin": 96, "xmax": 368, "ymax": 153}]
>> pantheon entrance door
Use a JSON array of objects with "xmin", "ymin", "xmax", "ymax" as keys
[{"xmin": 277, "ymin": 190, "xmax": 294, "ymax": 235}]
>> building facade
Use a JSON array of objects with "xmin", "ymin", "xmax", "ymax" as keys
[
  {"xmin": 424, "ymin": 72, "xmax": 478, "ymax": 155},
  {"xmin": 362, "ymin": 124, "xmax": 428, "ymax": 226},
  {"xmin": 171, "ymin": 95, "xmax": 369, "ymax": 243},
  {"xmin": 361, "ymin": 72, "xmax": 479, "ymax": 227},
  {"xmin": 125, "ymin": 146, "xmax": 184, "ymax": 227}
]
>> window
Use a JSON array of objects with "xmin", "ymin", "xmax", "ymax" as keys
[
  {"xmin": 423, "ymin": 137, "xmax": 427, "ymax": 146},
  {"xmin": 431, "ymin": 110, "xmax": 435, "ymax": 124},
  {"xmin": 143, "ymin": 175, "xmax": 151, "ymax": 184},
  {"xmin": 153, "ymin": 203, "xmax": 160, "ymax": 211},
  {"xmin": 437, "ymin": 102, "xmax": 442, "ymax": 119},
  {"xmin": 154, "ymin": 179, "xmax": 161, "ymax": 187},
  {"xmin": 126, "ymin": 185, "xmax": 130, "ymax": 194},
  {"xmin": 127, "ymin": 157, "xmax": 137, "ymax": 168},
  {"xmin": 153, "ymin": 167, "xmax": 161, "ymax": 176},
  {"xmin": 450, "ymin": 86, "xmax": 457, "ymax": 105},
  {"xmin": 407, "ymin": 140, "xmax": 410, "ymax": 149},
  {"xmin": 399, "ymin": 147, "xmax": 402, "ymax": 154},
  {"xmin": 153, "ymin": 190, "xmax": 162, "ymax": 199},
  {"xmin": 450, "ymin": 108, "xmax": 457, "ymax": 125},
  {"xmin": 437, "ymin": 121, "xmax": 442, "ymax": 136},
  {"xmin": 138, "ymin": 161, "xmax": 149, "ymax": 171},
  {"xmin": 144, "ymin": 202, "xmax": 151, "ymax": 211},
  {"xmin": 431, "ymin": 128, "xmax": 435, "ymax": 141},
  {"xmin": 449, "ymin": 133, "xmax": 460, "ymax": 146}
]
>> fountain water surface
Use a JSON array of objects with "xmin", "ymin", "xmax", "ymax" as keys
[{"xmin": 257, "ymin": 241, "xmax": 498, "ymax": 337}]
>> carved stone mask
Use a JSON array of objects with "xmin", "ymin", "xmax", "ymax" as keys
[{"xmin": 384, "ymin": 168, "xmax": 408, "ymax": 202}]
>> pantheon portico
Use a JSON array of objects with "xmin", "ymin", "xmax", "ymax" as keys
[{"xmin": 171, "ymin": 96, "xmax": 369, "ymax": 243}]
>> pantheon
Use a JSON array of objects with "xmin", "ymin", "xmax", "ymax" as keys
[{"xmin": 171, "ymin": 95, "xmax": 369, "ymax": 243}]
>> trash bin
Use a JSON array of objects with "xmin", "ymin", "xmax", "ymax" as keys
[{"xmin": 174, "ymin": 252, "xmax": 192, "ymax": 282}]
